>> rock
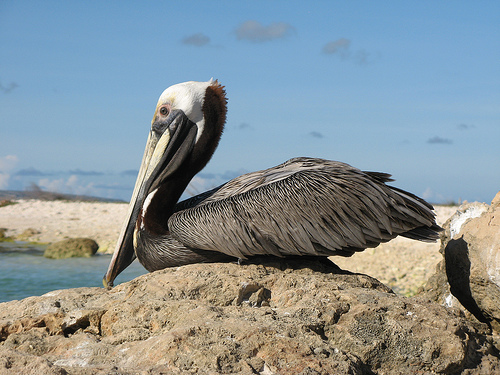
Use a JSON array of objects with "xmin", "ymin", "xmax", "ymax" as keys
[
  {"xmin": 0, "ymin": 349, "xmax": 67, "ymax": 375},
  {"xmin": 0, "ymin": 200, "xmax": 15, "ymax": 208},
  {"xmin": 422, "ymin": 192, "xmax": 500, "ymax": 334},
  {"xmin": 0, "ymin": 258, "xmax": 498, "ymax": 374},
  {"xmin": 0, "ymin": 228, "xmax": 10, "ymax": 241},
  {"xmin": 44, "ymin": 238, "xmax": 99, "ymax": 259},
  {"xmin": 16, "ymin": 228, "xmax": 41, "ymax": 241}
]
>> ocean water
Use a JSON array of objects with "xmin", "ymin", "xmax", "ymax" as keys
[{"xmin": 0, "ymin": 242, "xmax": 147, "ymax": 303}]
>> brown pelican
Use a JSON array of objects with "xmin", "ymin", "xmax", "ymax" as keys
[{"xmin": 104, "ymin": 80, "xmax": 442, "ymax": 287}]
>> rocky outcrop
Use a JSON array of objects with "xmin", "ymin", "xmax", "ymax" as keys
[
  {"xmin": 422, "ymin": 192, "xmax": 500, "ymax": 335},
  {"xmin": 1, "ymin": 258, "xmax": 498, "ymax": 374},
  {"xmin": 44, "ymin": 238, "xmax": 99, "ymax": 259},
  {"xmin": 0, "ymin": 228, "xmax": 9, "ymax": 241}
]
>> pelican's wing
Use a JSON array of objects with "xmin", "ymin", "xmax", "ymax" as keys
[{"xmin": 168, "ymin": 157, "xmax": 440, "ymax": 259}]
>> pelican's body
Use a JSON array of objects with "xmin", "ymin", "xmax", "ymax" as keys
[{"xmin": 104, "ymin": 80, "xmax": 441, "ymax": 287}]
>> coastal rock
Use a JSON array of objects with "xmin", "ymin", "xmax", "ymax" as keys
[
  {"xmin": 0, "ymin": 200, "xmax": 15, "ymax": 208},
  {"xmin": 16, "ymin": 228, "xmax": 41, "ymax": 241},
  {"xmin": 0, "ymin": 228, "xmax": 9, "ymax": 240},
  {"xmin": 44, "ymin": 238, "xmax": 99, "ymax": 259},
  {"xmin": 0, "ymin": 258, "xmax": 498, "ymax": 374},
  {"xmin": 422, "ymin": 192, "xmax": 500, "ymax": 334}
]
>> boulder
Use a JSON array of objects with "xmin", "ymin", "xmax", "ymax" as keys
[
  {"xmin": 44, "ymin": 238, "xmax": 99, "ymax": 259},
  {"xmin": 422, "ymin": 192, "xmax": 500, "ymax": 334},
  {"xmin": 0, "ymin": 258, "xmax": 498, "ymax": 374}
]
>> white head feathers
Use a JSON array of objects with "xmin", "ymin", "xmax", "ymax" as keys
[{"xmin": 156, "ymin": 80, "xmax": 214, "ymax": 126}]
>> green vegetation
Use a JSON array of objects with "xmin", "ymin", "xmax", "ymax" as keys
[
  {"xmin": 0, "ymin": 199, "xmax": 17, "ymax": 208},
  {"xmin": 0, "ymin": 228, "xmax": 13, "ymax": 242}
]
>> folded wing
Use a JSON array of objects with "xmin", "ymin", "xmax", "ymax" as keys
[{"xmin": 169, "ymin": 157, "xmax": 440, "ymax": 259}]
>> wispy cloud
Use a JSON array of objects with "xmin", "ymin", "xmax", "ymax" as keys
[
  {"xmin": 352, "ymin": 49, "xmax": 370, "ymax": 65},
  {"xmin": 15, "ymin": 168, "xmax": 104, "ymax": 177},
  {"xmin": 308, "ymin": 131, "xmax": 325, "ymax": 139},
  {"xmin": 0, "ymin": 155, "xmax": 19, "ymax": 189},
  {"xmin": 427, "ymin": 136, "xmax": 453, "ymax": 145},
  {"xmin": 120, "ymin": 169, "xmax": 139, "ymax": 176},
  {"xmin": 0, "ymin": 155, "xmax": 19, "ymax": 171},
  {"xmin": 38, "ymin": 175, "xmax": 95, "ymax": 196},
  {"xmin": 421, "ymin": 187, "xmax": 456, "ymax": 204},
  {"xmin": 235, "ymin": 20, "xmax": 295, "ymax": 42},
  {"xmin": 322, "ymin": 38, "xmax": 371, "ymax": 65},
  {"xmin": 93, "ymin": 183, "xmax": 132, "ymax": 191},
  {"xmin": 457, "ymin": 123, "xmax": 475, "ymax": 130},
  {"xmin": 197, "ymin": 172, "xmax": 216, "ymax": 179},
  {"xmin": 15, "ymin": 167, "xmax": 52, "ymax": 177},
  {"xmin": 0, "ymin": 80, "xmax": 19, "ymax": 94},
  {"xmin": 68, "ymin": 169, "xmax": 104, "ymax": 176},
  {"xmin": 182, "ymin": 33, "xmax": 210, "ymax": 47},
  {"xmin": 186, "ymin": 169, "xmax": 248, "ymax": 197},
  {"xmin": 238, "ymin": 122, "xmax": 252, "ymax": 130},
  {"xmin": 421, "ymin": 187, "xmax": 434, "ymax": 201},
  {"xmin": 322, "ymin": 38, "xmax": 351, "ymax": 57}
]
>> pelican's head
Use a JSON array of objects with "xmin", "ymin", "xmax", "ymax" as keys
[
  {"xmin": 155, "ymin": 81, "xmax": 212, "ymax": 136},
  {"xmin": 104, "ymin": 80, "xmax": 227, "ymax": 287}
]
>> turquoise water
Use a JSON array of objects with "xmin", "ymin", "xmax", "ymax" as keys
[{"xmin": 0, "ymin": 242, "xmax": 147, "ymax": 303}]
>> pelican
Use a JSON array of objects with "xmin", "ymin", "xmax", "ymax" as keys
[{"xmin": 104, "ymin": 80, "xmax": 442, "ymax": 287}]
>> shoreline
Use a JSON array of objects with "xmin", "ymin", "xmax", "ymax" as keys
[
  {"xmin": 0, "ymin": 199, "xmax": 459, "ymax": 295},
  {"xmin": 0, "ymin": 199, "xmax": 129, "ymax": 253}
]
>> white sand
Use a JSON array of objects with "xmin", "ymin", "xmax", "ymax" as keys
[
  {"xmin": 0, "ymin": 200, "xmax": 129, "ymax": 253},
  {"xmin": 0, "ymin": 199, "xmax": 458, "ymax": 295}
]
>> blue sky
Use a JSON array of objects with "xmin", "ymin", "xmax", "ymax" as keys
[{"xmin": 1, "ymin": 1, "xmax": 499, "ymax": 204}]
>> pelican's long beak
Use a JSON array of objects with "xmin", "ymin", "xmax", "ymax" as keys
[{"xmin": 103, "ymin": 109, "xmax": 198, "ymax": 288}]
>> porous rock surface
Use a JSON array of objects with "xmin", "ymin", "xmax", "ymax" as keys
[
  {"xmin": 422, "ymin": 192, "xmax": 500, "ymax": 335},
  {"xmin": 1, "ymin": 258, "xmax": 498, "ymax": 374}
]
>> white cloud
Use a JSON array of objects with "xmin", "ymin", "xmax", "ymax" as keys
[
  {"xmin": 182, "ymin": 169, "xmax": 247, "ymax": 199},
  {"xmin": 235, "ymin": 20, "xmax": 295, "ymax": 42},
  {"xmin": 185, "ymin": 175, "xmax": 218, "ymax": 197},
  {"xmin": 38, "ymin": 175, "xmax": 95, "ymax": 196},
  {"xmin": 422, "ymin": 187, "xmax": 456, "ymax": 204},
  {"xmin": 0, "ymin": 155, "xmax": 18, "ymax": 171},
  {"xmin": 0, "ymin": 175, "xmax": 9, "ymax": 189},
  {"xmin": 422, "ymin": 187, "xmax": 434, "ymax": 201},
  {"xmin": 0, "ymin": 155, "xmax": 19, "ymax": 189}
]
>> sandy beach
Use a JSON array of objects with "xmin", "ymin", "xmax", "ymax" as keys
[
  {"xmin": 0, "ymin": 200, "xmax": 129, "ymax": 253},
  {"xmin": 0, "ymin": 199, "xmax": 458, "ymax": 295}
]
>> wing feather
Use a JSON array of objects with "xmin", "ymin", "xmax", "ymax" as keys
[{"xmin": 168, "ymin": 157, "xmax": 439, "ymax": 259}]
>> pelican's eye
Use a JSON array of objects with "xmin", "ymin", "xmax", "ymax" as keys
[{"xmin": 159, "ymin": 106, "xmax": 169, "ymax": 116}]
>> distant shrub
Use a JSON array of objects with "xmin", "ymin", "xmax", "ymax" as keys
[{"xmin": 0, "ymin": 200, "xmax": 16, "ymax": 208}]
